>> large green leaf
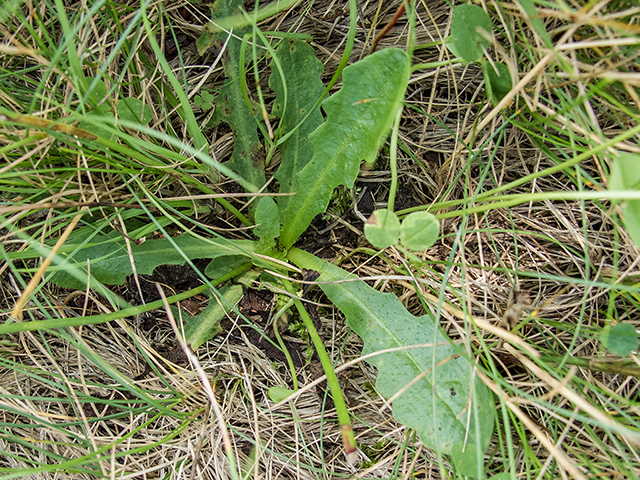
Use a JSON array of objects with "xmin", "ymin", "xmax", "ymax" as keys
[
  {"xmin": 269, "ymin": 39, "xmax": 325, "ymax": 215},
  {"xmin": 288, "ymin": 248, "xmax": 495, "ymax": 455},
  {"xmin": 207, "ymin": 0, "xmax": 264, "ymax": 191},
  {"xmin": 49, "ymin": 232, "xmax": 254, "ymax": 290},
  {"xmin": 279, "ymin": 48, "xmax": 410, "ymax": 249}
]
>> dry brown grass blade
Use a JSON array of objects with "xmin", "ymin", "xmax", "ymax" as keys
[
  {"xmin": 157, "ymin": 284, "xmax": 241, "ymax": 480},
  {"xmin": 11, "ymin": 210, "xmax": 84, "ymax": 320},
  {"xmin": 1, "ymin": 113, "xmax": 98, "ymax": 140},
  {"xmin": 505, "ymin": 344, "xmax": 640, "ymax": 447},
  {"xmin": 477, "ymin": 369, "xmax": 588, "ymax": 480}
]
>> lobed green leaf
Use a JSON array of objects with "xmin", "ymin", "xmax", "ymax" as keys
[
  {"xmin": 49, "ymin": 232, "xmax": 254, "ymax": 290},
  {"xmin": 279, "ymin": 48, "xmax": 410, "ymax": 249},
  {"xmin": 269, "ymin": 39, "xmax": 325, "ymax": 215},
  {"xmin": 208, "ymin": 0, "xmax": 264, "ymax": 191},
  {"xmin": 288, "ymin": 248, "xmax": 495, "ymax": 455}
]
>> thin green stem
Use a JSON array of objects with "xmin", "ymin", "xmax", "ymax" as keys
[
  {"xmin": 320, "ymin": 0, "xmax": 357, "ymax": 100},
  {"xmin": 411, "ymin": 58, "xmax": 462, "ymax": 72},
  {"xmin": 272, "ymin": 299, "xmax": 298, "ymax": 391},
  {"xmin": 140, "ymin": 3, "xmax": 208, "ymax": 155},
  {"xmin": 387, "ymin": 107, "xmax": 403, "ymax": 212},
  {"xmin": 0, "ymin": 134, "xmax": 46, "ymax": 155},
  {"xmin": 0, "ymin": 264, "xmax": 251, "ymax": 335},
  {"xmin": 538, "ymin": 353, "xmax": 640, "ymax": 377},
  {"xmin": 251, "ymin": 10, "xmax": 274, "ymax": 142},
  {"xmin": 282, "ymin": 279, "xmax": 357, "ymax": 458},
  {"xmin": 432, "ymin": 190, "xmax": 640, "ymax": 220}
]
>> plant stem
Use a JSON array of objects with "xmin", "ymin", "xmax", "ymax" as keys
[
  {"xmin": 315, "ymin": 0, "xmax": 357, "ymax": 105},
  {"xmin": 406, "ymin": 189, "xmax": 640, "ymax": 221},
  {"xmin": 282, "ymin": 279, "xmax": 357, "ymax": 460},
  {"xmin": 387, "ymin": 107, "xmax": 403, "ymax": 212},
  {"xmin": 272, "ymin": 299, "xmax": 298, "ymax": 391},
  {"xmin": 538, "ymin": 353, "xmax": 640, "ymax": 377},
  {"xmin": 411, "ymin": 58, "xmax": 462, "ymax": 72}
]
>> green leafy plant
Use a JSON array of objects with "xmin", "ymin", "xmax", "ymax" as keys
[
  {"xmin": 48, "ymin": 229, "xmax": 255, "ymax": 290},
  {"xmin": 4, "ymin": 0, "xmax": 640, "ymax": 478},
  {"xmin": 205, "ymin": 0, "xmax": 265, "ymax": 192},
  {"xmin": 0, "ymin": 0, "xmax": 495, "ymax": 474},
  {"xmin": 288, "ymin": 248, "xmax": 494, "ymax": 455},
  {"xmin": 5, "ymin": 37, "xmax": 493, "ymax": 465},
  {"xmin": 365, "ymin": 209, "xmax": 440, "ymax": 251},
  {"xmin": 449, "ymin": 3, "xmax": 513, "ymax": 105},
  {"xmin": 601, "ymin": 323, "xmax": 639, "ymax": 357},
  {"xmin": 193, "ymin": 91, "xmax": 215, "ymax": 111},
  {"xmin": 279, "ymin": 47, "xmax": 411, "ymax": 249}
]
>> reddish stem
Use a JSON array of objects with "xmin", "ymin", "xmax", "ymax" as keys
[{"xmin": 371, "ymin": 1, "xmax": 411, "ymax": 53}]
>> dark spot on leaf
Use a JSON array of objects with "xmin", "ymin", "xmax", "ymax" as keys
[
  {"xmin": 450, "ymin": 386, "xmax": 456, "ymax": 396},
  {"xmin": 225, "ymin": 108, "xmax": 232, "ymax": 115}
]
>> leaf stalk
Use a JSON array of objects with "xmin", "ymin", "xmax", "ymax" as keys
[{"xmin": 282, "ymin": 278, "xmax": 357, "ymax": 459}]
